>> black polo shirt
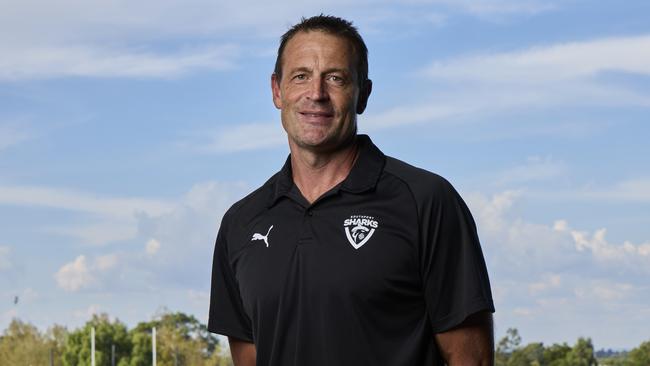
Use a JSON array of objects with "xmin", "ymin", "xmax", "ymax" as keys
[{"xmin": 208, "ymin": 135, "xmax": 494, "ymax": 366}]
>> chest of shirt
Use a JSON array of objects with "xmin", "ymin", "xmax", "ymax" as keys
[{"xmin": 227, "ymin": 195, "xmax": 423, "ymax": 317}]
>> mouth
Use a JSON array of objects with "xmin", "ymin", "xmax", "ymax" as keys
[{"xmin": 299, "ymin": 110, "xmax": 334, "ymax": 119}]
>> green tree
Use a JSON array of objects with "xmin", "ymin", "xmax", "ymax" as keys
[
  {"xmin": 496, "ymin": 328, "xmax": 522, "ymax": 366},
  {"xmin": 564, "ymin": 337, "xmax": 598, "ymax": 366},
  {"xmin": 543, "ymin": 342, "xmax": 572, "ymax": 366},
  {"xmin": 0, "ymin": 318, "xmax": 50, "ymax": 365},
  {"xmin": 508, "ymin": 342, "xmax": 544, "ymax": 366},
  {"xmin": 626, "ymin": 341, "xmax": 650, "ymax": 366},
  {"xmin": 129, "ymin": 326, "xmax": 153, "ymax": 366},
  {"xmin": 129, "ymin": 311, "xmax": 229, "ymax": 366},
  {"xmin": 63, "ymin": 313, "xmax": 131, "ymax": 366},
  {"xmin": 44, "ymin": 324, "xmax": 69, "ymax": 366}
]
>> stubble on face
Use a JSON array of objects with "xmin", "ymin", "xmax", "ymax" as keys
[{"xmin": 272, "ymin": 31, "xmax": 361, "ymax": 155}]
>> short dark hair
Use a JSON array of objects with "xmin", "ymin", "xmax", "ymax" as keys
[{"xmin": 274, "ymin": 15, "xmax": 369, "ymax": 88}]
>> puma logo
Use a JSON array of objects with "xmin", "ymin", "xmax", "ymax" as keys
[{"xmin": 251, "ymin": 225, "xmax": 273, "ymax": 247}]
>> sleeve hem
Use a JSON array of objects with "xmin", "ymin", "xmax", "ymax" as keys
[
  {"xmin": 207, "ymin": 323, "xmax": 254, "ymax": 343},
  {"xmin": 430, "ymin": 297, "xmax": 495, "ymax": 333}
]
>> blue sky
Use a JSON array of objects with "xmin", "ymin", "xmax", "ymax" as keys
[{"xmin": 1, "ymin": 0, "xmax": 649, "ymax": 350}]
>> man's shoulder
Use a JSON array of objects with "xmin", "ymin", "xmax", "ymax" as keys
[
  {"xmin": 383, "ymin": 155, "xmax": 456, "ymax": 199},
  {"xmin": 222, "ymin": 171, "xmax": 280, "ymax": 223}
]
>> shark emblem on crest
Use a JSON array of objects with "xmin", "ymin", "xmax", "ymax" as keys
[{"xmin": 343, "ymin": 215, "xmax": 379, "ymax": 249}]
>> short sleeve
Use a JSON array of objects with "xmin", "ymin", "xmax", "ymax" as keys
[
  {"xmin": 420, "ymin": 180, "xmax": 494, "ymax": 333},
  {"xmin": 208, "ymin": 211, "xmax": 254, "ymax": 342}
]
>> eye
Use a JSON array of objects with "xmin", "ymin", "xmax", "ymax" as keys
[
  {"xmin": 326, "ymin": 74, "xmax": 346, "ymax": 85},
  {"xmin": 292, "ymin": 73, "xmax": 308, "ymax": 82}
]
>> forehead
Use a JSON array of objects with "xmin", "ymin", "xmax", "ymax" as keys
[{"xmin": 281, "ymin": 31, "xmax": 355, "ymax": 70}]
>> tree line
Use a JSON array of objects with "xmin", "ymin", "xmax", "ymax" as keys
[
  {"xmin": 3, "ymin": 316, "xmax": 650, "ymax": 366},
  {"xmin": 0, "ymin": 311, "xmax": 233, "ymax": 366},
  {"xmin": 496, "ymin": 328, "xmax": 650, "ymax": 366}
]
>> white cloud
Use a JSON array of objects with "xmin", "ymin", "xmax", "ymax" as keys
[
  {"xmin": 0, "ymin": 185, "xmax": 173, "ymax": 218},
  {"xmin": 55, "ymin": 254, "xmax": 120, "ymax": 292},
  {"xmin": 55, "ymin": 255, "xmax": 94, "ymax": 292},
  {"xmin": 0, "ymin": 44, "xmax": 239, "ymax": 81},
  {"xmin": 579, "ymin": 178, "xmax": 650, "ymax": 203},
  {"xmin": 530, "ymin": 178, "xmax": 650, "ymax": 205},
  {"xmin": 574, "ymin": 281, "xmax": 635, "ymax": 302},
  {"xmin": 465, "ymin": 190, "xmax": 521, "ymax": 233},
  {"xmin": 146, "ymin": 238, "xmax": 161, "ymax": 256},
  {"xmin": 0, "ymin": 0, "xmax": 545, "ymax": 45},
  {"xmin": 190, "ymin": 105, "xmax": 587, "ymax": 153},
  {"xmin": 571, "ymin": 228, "xmax": 650, "ymax": 266},
  {"xmin": 132, "ymin": 181, "xmax": 248, "ymax": 287},
  {"xmin": 43, "ymin": 181, "xmax": 247, "ymax": 293},
  {"xmin": 94, "ymin": 254, "xmax": 118, "ymax": 271},
  {"xmin": 465, "ymin": 192, "xmax": 595, "ymax": 298},
  {"xmin": 356, "ymin": 34, "xmax": 650, "ymax": 133},
  {"xmin": 1, "ymin": 0, "xmax": 279, "ymax": 81},
  {"xmin": 465, "ymin": 189, "xmax": 650, "ymax": 347},
  {"xmin": 46, "ymin": 222, "xmax": 138, "ymax": 246},
  {"xmin": 364, "ymin": 103, "xmax": 463, "ymax": 130},
  {"xmin": 0, "ymin": 246, "xmax": 12, "ymax": 271},
  {"xmin": 0, "ymin": 0, "xmax": 318, "ymax": 43},
  {"xmin": 0, "ymin": 0, "xmax": 559, "ymax": 82},
  {"xmin": 4, "ymin": 181, "xmax": 245, "ymax": 294},
  {"xmin": 182, "ymin": 181, "xmax": 249, "ymax": 214},
  {"xmin": 202, "ymin": 94, "xmax": 623, "ymax": 152},
  {"xmin": 553, "ymin": 219, "xmax": 568, "ymax": 232},
  {"xmin": 362, "ymin": 84, "xmax": 649, "ymax": 133},
  {"xmin": 424, "ymin": 34, "xmax": 650, "ymax": 83},
  {"xmin": 187, "ymin": 122, "xmax": 287, "ymax": 153},
  {"xmin": 468, "ymin": 190, "xmax": 650, "ymax": 277},
  {"xmin": 0, "ymin": 185, "xmax": 175, "ymax": 246}
]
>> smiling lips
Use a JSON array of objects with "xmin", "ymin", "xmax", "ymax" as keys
[{"xmin": 299, "ymin": 110, "xmax": 335, "ymax": 124}]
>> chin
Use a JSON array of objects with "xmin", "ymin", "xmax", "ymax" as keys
[
  {"xmin": 297, "ymin": 130, "xmax": 332, "ymax": 146},
  {"xmin": 296, "ymin": 138, "xmax": 330, "ymax": 150}
]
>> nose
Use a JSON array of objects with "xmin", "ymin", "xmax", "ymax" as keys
[{"xmin": 306, "ymin": 76, "xmax": 329, "ymax": 102}]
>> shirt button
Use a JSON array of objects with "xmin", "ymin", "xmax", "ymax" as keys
[{"xmin": 307, "ymin": 209, "xmax": 313, "ymax": 216}]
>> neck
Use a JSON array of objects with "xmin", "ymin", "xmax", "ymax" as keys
[{"xmin": 289, "ymin": 137, "xmax": 359, "ymax": 204}]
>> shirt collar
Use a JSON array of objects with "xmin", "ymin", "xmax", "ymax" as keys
[{"xmin": 267, "ymin": 134, "xmax": 386, "ymax": 207}]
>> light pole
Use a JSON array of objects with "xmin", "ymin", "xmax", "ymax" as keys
[
  {"xmin": 91, "ymin": 327, "xmax": 95, "ymax": 366},
  {"xmin": 152, "ymin": 327, "xmax": 157, "ymax": 366}
]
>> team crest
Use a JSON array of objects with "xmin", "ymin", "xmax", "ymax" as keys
[{"xmin": 343, "ymin": 215, "xmax": 379, "ymax": 249}]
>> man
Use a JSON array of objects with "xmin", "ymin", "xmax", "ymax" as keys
[{"xmin": 209, "ymin": 15, "xmax": 495, "ymax": 366}]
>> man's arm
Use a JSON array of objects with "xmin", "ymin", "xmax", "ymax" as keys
[
  {"xmin": 228, "ymin": 337, "xmax": 256, "ymax": 366},
  {"xmin": 434, "ymin": 311, "xmax": 494, "ymax": 366}
]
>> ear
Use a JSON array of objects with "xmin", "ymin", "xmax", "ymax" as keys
[
  {"xmin": 356, "ymin": 79, "xmax": 372, "ymax": 114},
  {"xmin": 271, "ymin": 73, "xmax": 282, "ymax": 109}
]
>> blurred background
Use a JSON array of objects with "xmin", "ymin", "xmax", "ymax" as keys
[{"xmin": 1, "ymin": 0, "xmax": 649, "ymax": 363}]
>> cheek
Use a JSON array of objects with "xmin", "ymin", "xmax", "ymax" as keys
[
  {"xmin": 338, "ymin": 96, "xmax": 357, "ymax": 118},
  {"xmin": 284, "ymin": 84, "xmax": 309, "ymax": 101}
]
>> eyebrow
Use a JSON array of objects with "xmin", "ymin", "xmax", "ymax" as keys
[
  {"xmin": 288, "ymin": 67, "xmax": 313, "ymax": 75},
  {"xmin": 288, "ymin": 67, "xmax": 351, "ymax": 76},
  {"xmin": 322, "ymin": 68, "xmax": 350, "ymax": 76}
]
